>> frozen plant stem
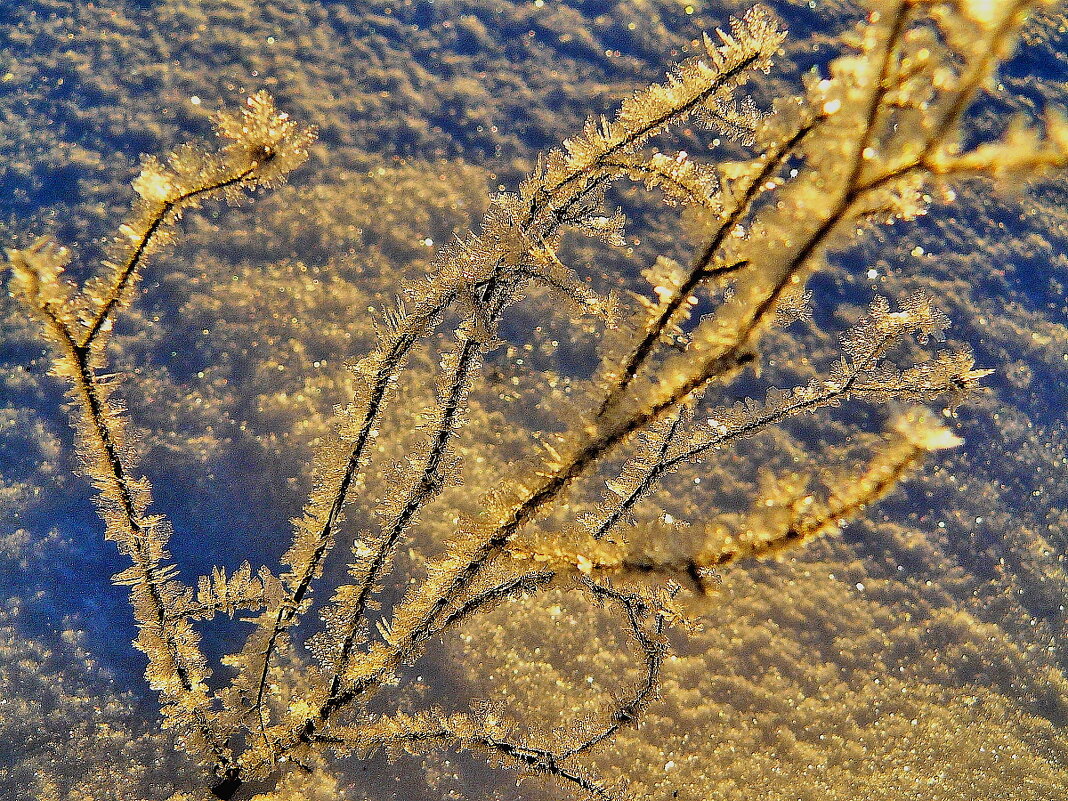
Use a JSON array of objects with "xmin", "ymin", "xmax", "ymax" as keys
[{"xmin": 8, "ymin": 3, "xmax": 1068, "ymax": 799}]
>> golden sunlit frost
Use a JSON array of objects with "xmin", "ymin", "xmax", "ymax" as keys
[{"xmin": 5, "ymin": 2, "xmax": 1068, "ymax": 799}]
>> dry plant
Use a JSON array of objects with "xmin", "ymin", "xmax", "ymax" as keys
[{"xmin": 7, "ymin": 1, "xmax": 1067, "ymax": 798}]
